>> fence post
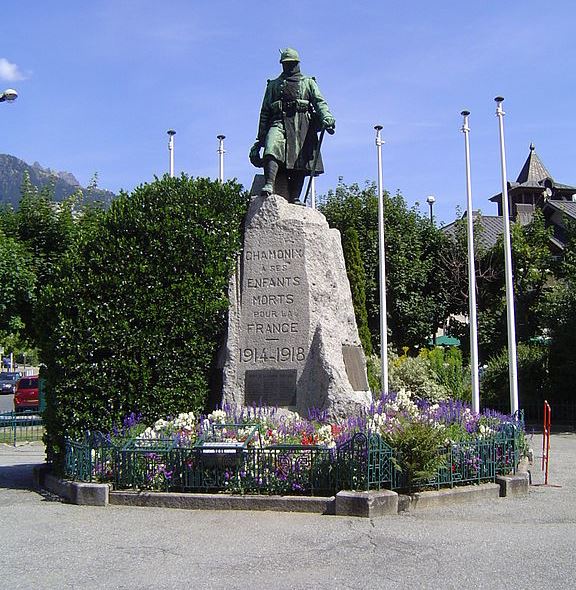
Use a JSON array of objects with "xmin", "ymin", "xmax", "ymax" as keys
[{"xmin": 542, "ymin": 400, "xmax": 551, "ymax": 485}]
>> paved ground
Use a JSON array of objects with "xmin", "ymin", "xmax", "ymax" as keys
[{"xmin": 0, "ymin": 433, "xmax": 574, "ymax": 590}]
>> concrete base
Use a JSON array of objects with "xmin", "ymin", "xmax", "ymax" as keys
[
  {"xmin": 35, "ymin": 466, "xmax": 529, "ymax": 515},
  {"xmin": 496, "ymin": 473, "xmax": 529, "ymax": 497},
  {"xmin": 110, "ymin": 491, "xmax": 335, "ymax": 514},
  {"xmin": 34, "ymin": 464, "xmax": 109, "ymax": 506},
  {"xmin": 335, "ymin": 489, "xmax": 398, "ymax": 517},
  {"xmin": 406, "ymin": 483, "xmax": 500, "ymax": 511}
]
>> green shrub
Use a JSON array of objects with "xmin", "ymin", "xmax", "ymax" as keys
[
  {"xmin": 40, "ymin": 175, "xmax": 248, "ymax": 464},
  {"xmin": 388, "ymin": 419, "xmax": 447, "ymax": 493},
  {"xmin": 420, "ymin": 347, "xmax": 471, "ymax": 402},
  {"xmin": 388, "ymin": 350, "xmax": 449, "ymax": 402},
  {"xmin": 481, "ymin": 343, "xmax": 549, "ymax": 408}
]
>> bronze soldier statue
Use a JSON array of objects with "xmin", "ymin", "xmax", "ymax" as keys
[{"xmin": 249, "ymin": 48, "xmax": 335, "ymax": 204}]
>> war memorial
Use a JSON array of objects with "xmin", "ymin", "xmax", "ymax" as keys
[
  {"xmin": 220, "ymin": 48, "xmax": 371, "ymax": 417},
  {"xmin": 16, "ymin": 48, "xmax": 528, "ymax": 521}
]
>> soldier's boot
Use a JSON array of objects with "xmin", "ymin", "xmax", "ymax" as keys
[
  {"xmin": 287, "ymin": 172, "xmax": 305, "ymax": 205},
  {"xmin": 261, "ymin": 158, "xmax": 279, "ymax": 196}
]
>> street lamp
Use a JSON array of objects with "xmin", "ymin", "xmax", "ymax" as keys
[
  {"xmin": 0, "ymin": 88, "xmax": 18, "ymax": 103},
  {"xmin": 426, "ymin": 195, "xmax": 436, "ymax": 223},
  {"xmin": 167, "ymin": 129, "xmax": 176, "ymax": 178}
]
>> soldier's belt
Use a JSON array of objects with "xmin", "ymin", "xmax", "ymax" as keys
[{"xmin": 271, "ymin": 99, "xmax": 311, "ymax": 114}]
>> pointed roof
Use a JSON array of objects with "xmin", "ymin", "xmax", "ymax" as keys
[{"xmin": 516, "ymin": 143, "xmax": 552, "ymax": 184}]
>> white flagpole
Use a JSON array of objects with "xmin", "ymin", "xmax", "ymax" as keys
[
  {"xmin": 167, "ymin": 130, "xmax": 176, "ymax": 178},
  {"xmin": 217, "ymin": 134, "xmax": 226, "ymax": 182},
  {"xmin": 461, "ymin": 110, "xmax": 480, "ymax": 413},
  {"xmin": 374, "ymin": 125, "xmax": 389, "ymax": 394},
  {"xmin": 495, "ymin": 97, "xmax": 519, "ymax": 416}
]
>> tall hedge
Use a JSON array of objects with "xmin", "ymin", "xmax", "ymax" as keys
[{"xmin": 40, "ymin": 175, "xmax": 248, "ymax": 462}]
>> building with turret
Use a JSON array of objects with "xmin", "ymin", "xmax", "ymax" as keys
[{"xmin": 444, "ymin": 144, "xmax": 576, "ymax": 254}]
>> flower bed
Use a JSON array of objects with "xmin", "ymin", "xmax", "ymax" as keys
[{"xmin": 64, "ymin": 391, "xmax": 525, "ymax": 495}]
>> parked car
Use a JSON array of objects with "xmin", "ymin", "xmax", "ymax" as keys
[
  {"xmin": 14, "ymin": 376, "xmax": 39, "ymax": 412},
  {"xmin": 0, "ymin": 372, "xmax": 22, "ymax": 394}
]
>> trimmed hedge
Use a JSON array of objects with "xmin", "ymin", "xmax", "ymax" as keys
[{"xmin": 40, "ymin": 175, "xmax": 248, "ymax": 463}]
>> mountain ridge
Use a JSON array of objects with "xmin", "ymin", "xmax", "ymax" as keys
[{"xmin": 0, "ymin": 154, "xmax": 115, "ymax": 208}]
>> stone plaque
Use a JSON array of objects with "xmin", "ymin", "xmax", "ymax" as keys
[
  {"xmin": 342, "ymin": 345, "xmax": 369, "ymax": 391},
  {"xmin": 245, "ymin": 369, "xmax": 297, "ymax": 406}
]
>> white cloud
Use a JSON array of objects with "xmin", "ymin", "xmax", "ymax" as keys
[{"xmin": 0, "ymin": 58, "xmax": 25, "ymax": 81}]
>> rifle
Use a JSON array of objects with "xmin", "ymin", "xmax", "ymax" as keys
[{"xmin": 303, "ymin": 128, "xmax": 326, "ymax": 204}]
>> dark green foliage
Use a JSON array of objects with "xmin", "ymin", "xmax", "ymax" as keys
[
  {"xmin": 40, "ymin": 175, "xmax": 248, "ymax": 463},
  {"xmin": 320, "ymin": 181, "xmax": 454, "ymax": 352},
  {"xmin": 539, "ymin": 219, "xmax": 576, "ymax": 401},
  {"xmin": 342, "ymin": 227, "xmax": 372, "ymax": 356},
  {"xmin": 481, "ymin": 343, "xmax": 549, "ymax": 408},
  {"xmin": 0, "ymin": 229, "xmax": 37, "ymax": 346},
  {"xmin": 422, "ymin": 347, "xmax": 471, "ymax": 402},
  {"xmin": 388, "ymin": 420, "xmax": 447, "ymax": 493}
]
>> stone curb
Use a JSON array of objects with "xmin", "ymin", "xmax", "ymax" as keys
[
  {"xmin": 110, "ymin": 491, "xmax": 335, "ymax": 514},
  {"xmin": 403, "ymin": 483, "xmax": 501, "ymax": 512},
  {"xmin": 34, "ymin": 466, "xmax": 529, "ymax": 515},
  {"xmin": 34, "ymin": 464, "xmax": 110, "ymax": 506}
]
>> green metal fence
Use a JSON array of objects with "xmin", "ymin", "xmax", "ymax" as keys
[
  {"xmin": 64, "ymin": 425, "xmax": 523, "ymax": 496},
  {"xmin": 0, "ymin": 411, "xmax": 44, "ymax": 446}
]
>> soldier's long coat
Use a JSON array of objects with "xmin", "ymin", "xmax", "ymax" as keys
[{"xmin": 257, "ymin": 75, "xmax": 333, "ymax": 174}]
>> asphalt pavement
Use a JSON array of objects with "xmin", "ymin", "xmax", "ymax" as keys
[
  {"xmin": 0, "ymin": 393, "xmax": 14, "ymax": 413},
  {"xmin": 0, "ymin": 433, "xmax": 574, "ymax": 590}
]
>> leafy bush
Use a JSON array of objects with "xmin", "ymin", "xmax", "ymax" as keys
[
  {"xmin": 388, "ymin": 350, "xmax": 449, "ymax": 402},
  {"xmin": 389, "ymin": 420, "xmax": 448, "ymax": 493},
  {"xmin": 40, "ymin": 175, "xmax": 248, "ymax": 463},
  {"xmin": 420, "ymin": 347, "xmax": 471, "ymax": 402},
  {"xmin": 481, "ymin": 343, "xmax": 549, "ymax": 408}
]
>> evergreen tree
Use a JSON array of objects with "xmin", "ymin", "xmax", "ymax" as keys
[{"xmin": 342, "ymin": 227, "xmax": 372, "ymax": 355}]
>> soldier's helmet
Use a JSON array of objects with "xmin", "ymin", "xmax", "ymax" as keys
[{"xmin": 279, "ymin": 48, "xmax": 300, "ymax": 63}]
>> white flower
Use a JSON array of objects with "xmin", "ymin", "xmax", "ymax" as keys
[{"xmin": 207, "ymin": 409, "xmax": 227, "ymax": 424}]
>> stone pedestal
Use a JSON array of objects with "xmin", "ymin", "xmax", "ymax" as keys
[{"xmin": 220, "ymin": 194, "xmax": 371, "ymax": 418}]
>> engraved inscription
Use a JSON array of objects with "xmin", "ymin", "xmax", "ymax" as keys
[
  {"xmin": 237, "ymin": 233, "xmax": 310, "ymax": 406},
  {"xmin": 245, "ymin": 369, "xmax": 297, "ymax": 406}
]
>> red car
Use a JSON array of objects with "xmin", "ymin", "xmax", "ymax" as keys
[{"xmin": 14, "ymin": 375, "xmax": 39, "ymax": 412}]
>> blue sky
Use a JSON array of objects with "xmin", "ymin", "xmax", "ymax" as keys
[{"xmin": 2, "ymin": 1, "xmax": 576, "ymax": 225}]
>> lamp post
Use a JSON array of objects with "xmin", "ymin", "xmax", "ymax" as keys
[
  {"xmin": 374, "ymin": 124, "xmax": 389, "ymax": 394},
  {"xmin": 0, "ymin": 88, "xmax": 18, "ymax": 103},
  {"xmin": 426, "ymin": 195, "xmax": 436, "ymax": 223},
  {"xmin": 217, "ymin": 134, "xmax": 226, "ymax": 182},
  {"xmin": 495, "ymin": 96, "xmax": 519, "ymax": 416},
  {"xmin": 167, "ymin": 129, "xmax": 176, "ymax": 178},
  {"xmin": 461, "ymin": 110, "xmax": 480, "ymax": 413}
]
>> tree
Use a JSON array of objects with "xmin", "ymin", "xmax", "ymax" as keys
[
  {"xmin": 444, "ymin": 211, "xmax": 554, "ymax": 362},
  {"xmin": 320, "ymin": 181, "xmax": 454, "ymax": 352},
  {"xmin": 342, "ymin": 227, "xmax": 372, "ymax": 356},
  {"xmin": 0, "ymin": 230, "xmax": 36, "ymax": 351},
  {"xmin": 40, "ymin": 175, "xmax": 248, "ymax": 463},
  {"xmin": 539, "ymin": 216, "xmax": 576, "ymax": 401}
]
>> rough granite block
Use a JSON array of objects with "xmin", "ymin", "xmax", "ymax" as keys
[
  {"xmin": 496, "ymin": 473, "xmax": 529, "ymax": 497},
  {"xmin": 335, "ymin": 489, "xmax": 398, "ymax": 518}
]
